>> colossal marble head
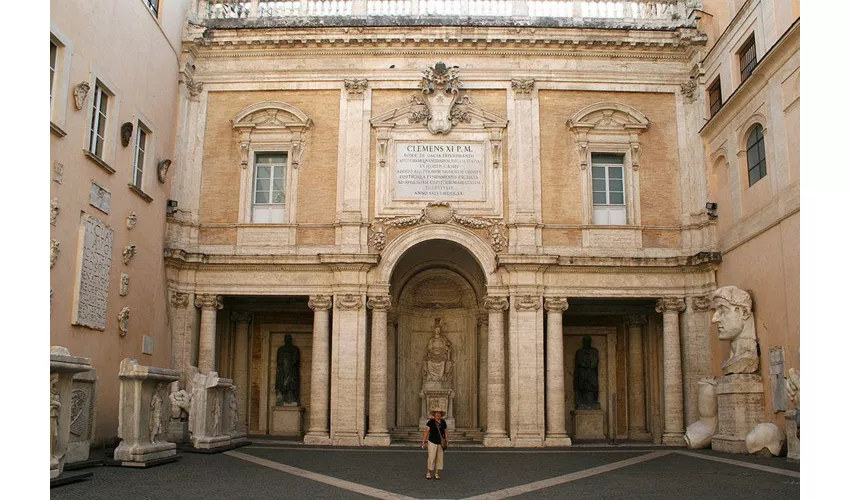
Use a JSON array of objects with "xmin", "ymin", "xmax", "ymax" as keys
[{"xmin": 710, "ymin": 286, "xmax": 753, "ymax": 340}]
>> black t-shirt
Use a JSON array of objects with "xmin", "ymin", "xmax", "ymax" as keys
[{"xmin": 426, "ymin": 418, "xmax": 447, "ymax": 445}]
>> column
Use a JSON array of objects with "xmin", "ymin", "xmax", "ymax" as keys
[
  {"xmin": 482, "ymin": 296, "xmax": 510, "ymax": 446},
  {"xmin": 544, "ymin": 297, "xmax": 571, "ymax": 446},
  {"xmin": 477, "ymin": 314, "xmax": 488, "ymax": 429},
  {"xmin": 230, "ymin": 311, "xmax": 253, "ymax": 430},
  {"xmin": 680, "ymin": 295, "xmax": 714, "ymax": 426},
  {"xmin": 510, "ymin": 295, "xmax": 546, "ymax": 447},
  {"xmin": 626, "ymin": 314, "xmax": 651, "ymax": 439},
  {"xmin": 304, "ymin": 295, "xmax": 332, "ymax": 444},
  {"xmin": 195, "ymin": 294, "xmax": 223, "ymax": 374},
  {"xmin": 364, "ymin": 295, "xmax": 392, "ymax": 446},
  {"xmin": 656, "ymin": 297, "xmax": 686, "ymax": 446}
]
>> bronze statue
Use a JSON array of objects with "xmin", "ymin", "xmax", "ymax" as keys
[
  {"xmin": 275, "ymin": 334, "xmax": 300, "ymax": 404},
  {"xmin": 574, "ymin": 335, "xmax": 600, "ymax": 409}
]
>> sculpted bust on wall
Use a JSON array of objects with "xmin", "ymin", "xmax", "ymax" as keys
[{"xmin": 710, "ymin": 286, "xmax": 759, "ymax": 375}]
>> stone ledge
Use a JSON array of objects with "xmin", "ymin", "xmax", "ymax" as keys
[
  {"xmin": 83, "ymin": 150, "xmax": 116, "ymax": 174},
  {"xmin": 128, "ymin": 183, "xmax": 154, "ymax": 203}
]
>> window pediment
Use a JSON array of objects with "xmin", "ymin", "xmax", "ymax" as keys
[
  {"xmin": 568, "ymin": 101, "xmax": 650, "ymax": 133},
  {"xmin": 232, "ymin": 101, "xmax": 312, "ymax": 169}
]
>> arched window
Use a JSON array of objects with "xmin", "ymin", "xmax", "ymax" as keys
[{"xmin": 746, "ymin": 124, "xmax": 767, "ymax": 186}]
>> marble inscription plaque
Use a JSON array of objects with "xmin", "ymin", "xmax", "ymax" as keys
[
  {"xmin": 90, "ymin": 182, "xmax": 111, "ymax": 214},
  {"xmin": 394, "ymin": 142, "xmax": 485, "ymax": 200},
  {"xmin": 73, "ymin": 215, "xmax": 114, "ymax": 330}
]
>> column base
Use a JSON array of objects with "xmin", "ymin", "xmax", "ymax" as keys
[
  {"xmin": 331, "ymin": 432, "xmax": 363, "ymax": 446},
  {"xmin": 513, "ymin": 435, "xmax": 545, "ymax": 448},
  {"xmin": 482, "ymin": 434, "xmax": 512, "ymax": 447},
  {"xmin": 662, "ymin": 433, "xmax": 686, "ymax": 447},
  {"xmin": 303, "ymin": 432, "xmax": 331, "ymax": 445},
  {"xmin": 363, "ymin": 433, "xmax": 392, "ymax": 446},
  {"xmin": 544, "ymin": 435, "xmax": 572, "ymax": 447},
  {"xmin": 628, "ymin": 430, "xmax": 653, "ymax": 441}
]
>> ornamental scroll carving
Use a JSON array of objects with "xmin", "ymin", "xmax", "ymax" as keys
[
  {"xmin": 73, "ymin": 82, "xmax": 90, "ymax": 110},
  {"xmin": 308, "ymin": 295, "xmax": 332, "ymax": 311},
  {"xmin": 171, "ymin": 291, "xmax": 190, "ymax": 308},
  {"xmin": 483, "ymin": 296, "xmax": 509, "ymax": 312},
  {"xmin": 514, "ymin": 295, "xmax": 541, "ymax": 311},
  {"xmin": 511, "ymin": 78, "xmax": 535, "ymax": 98},
  {"xmin": 544, "ymin": 297, "xmax": 569, "ymax": 312},
  {"xmin": 336, "ymin": 294, "xmax": 363, "ymax": 311},
  {"xmin": 344, "ymin": 78, "xmax": 368, "ymax": 96},
  {"xmin": 369, "ymin": 202, "xmax": 507, "ymax": 253},
  {"xmin": 195, "ymin": 294, "xmax": 223, "ymax": 310}
]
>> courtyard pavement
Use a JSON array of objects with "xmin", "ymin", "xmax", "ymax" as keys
[{"xmin": 51, "ymin": 442, "xmax": 800, "ymax": 500}]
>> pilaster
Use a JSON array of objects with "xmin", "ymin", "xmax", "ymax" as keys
[
  {"xmin": 509, "ymin": 294, "xmax": 545, "ymax": 447},
  {"xmin": 482, "ymin": 296, "xmax": 511, "ymax": 447},
  {"xmin": 336, "ymin": 79, "xmax": 371, "ymax": 252},
  {"xmin": 330, "ymin": 293, "xmax": 367, "ymax": 446},
  {"xmin": 626, "ymin": 314, "xmax": 651, "ymax": 440},
  {"xmin": 507, "ymin": 78, "xmax": 542, "ymax": 253},
  {"xmin": 364, "ymin": 295, "xmax": 392, "ymax": 446},
  {"xmin": 230, "ymin": 311, "xmax": 253, "ymax": 430},
  {"xmin": 681, "ymin": 295, "xmax": 713, "ymax": 426}
]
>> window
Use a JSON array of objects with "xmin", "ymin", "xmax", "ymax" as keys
[
  {"xmin": 739, "ymin": 35, "xmax": 758, "ymax": 83},
  {"xmin": 88, "ymin": 82, "xmax": 109, "ymax": 159},
  {"xmin": 132, "ymin": 125, "xmax": 149, "ymax": 188},
  {"xmin": 746, "ymin": 125, "xmax": 767, "ymax": 186},
  {"xmin": 708, "ymin": 78, "xmax": 722, "ymax": 118},
  {"xmin": 50, "ymin": 40, "xmax": 57, "ymax": 104},
  {"xmin": 591, "ymin": 153, "xmax": 627, "ymax": 225},
  {"xmin": 146, "ymin": 0, "xmax": 159, "ymax": 17},
  {"xmin": 252, "ymin": 153, "xmax": 287, "ymax": 223}
]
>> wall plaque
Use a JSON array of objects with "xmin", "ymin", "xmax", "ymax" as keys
[
  {"xmin": 72, "ymin": 215, "xmax": 114, "ymax": 330},
  {"xmin": 394, "ymin": 142, "xmax": 485, "ymax": 200},
  {"xmin": 90, "ymin": 182, "xmax": 111, "ymax": 214}
]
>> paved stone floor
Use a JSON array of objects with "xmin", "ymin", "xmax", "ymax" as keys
[{"xmin": 51, "ymin": 444, "xmax": 800, "ymax": 500}]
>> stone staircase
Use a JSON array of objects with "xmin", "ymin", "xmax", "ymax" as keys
[{"xmin": 390, "ymin": 426, "xmax": 485, "ymax": 444}]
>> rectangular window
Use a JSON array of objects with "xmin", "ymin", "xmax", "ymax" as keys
[
  {"xmin": 708, "ymin": 78, "xmax": 722, "ymax": 117},
  {"xmin": 132, "ymin": 126, "xmax": 148, "ymax": 188},
  {"xmin": 252, "ymin": 153, "xmax": 287, "ymax": 223},
  {"xmin": 88, "ymin": 82, "xmax": 109, "ymax": 158},
  {"xmin": 50, "ymin": 40, "xmax": 57, "ymax": 103},
  {"xmin": 591, "ymin": 153, "xmax": 626, "ymax": 225},
  {"xmin": 146, "ymin": 0, "xmax": 159, "ymax": 17},
  {"xmin": 739, "ymin": 35, "xmax": 758, "ymax": 83}
]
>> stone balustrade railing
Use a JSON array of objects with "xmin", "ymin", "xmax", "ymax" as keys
[{"xmin": 194, "ymin": 0, "xmax": 696, "ymax": 22}]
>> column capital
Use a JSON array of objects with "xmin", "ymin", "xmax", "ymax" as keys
[
  {"xmin": 336, "ymin": 293, "xmax": 363, "ymax": 311},
  {"xmin": 511, "ymin": 78, "xmax": 535, "ymax": 99},
  {"xmin": 367, "ymin": 295, "xmax": 392, "ymax": 311},
  {"xmin": 308, "ymin": 294, "xmax": 333, "ymax": 311},
  {"xmin": 689, "ymin": 294, "xmax": 712, "ymax": 312},
  {"xmin": 171, "ymin": 291, "xmax": 190, "ymax": 308},
  {"xmin": 344, "ymin": 78, "xmax": 368, "ymax": 98},
  {"xmin": 655, "ymin": 297, "xmax": 685, "ymax": 314},
  {"xmin": 230, "ymin": 311, "xmax": 253, "ymax": 323},
  {"xmin": 482, "ymin": 296, "xmax": 509, "ymax": 312},
  {"xmin": 195, "ymin": 293, "xmax": 223, "ymax": 310},
  {"xmin": 543, "ymin": 297, "xmax": 569, "ymax": 312},
  {"xmin": 626, "ymin": 314, "xmax": 648, "ymax": 327},
  {"xmin": 514, "ymin": 295, "xmax": 541, "ymax": 311}
]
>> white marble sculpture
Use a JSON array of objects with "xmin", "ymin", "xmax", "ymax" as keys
[
  {"xmin": 422, "ymin": 318, "xmax": 453, "ymax": 382},
  {"xmin": 684, "ymin": 377, "xmax": 718, "ymax": 449},
  {"xmin": 786, "ymin": 368, "xmax": 800, "ymax": 407},
  {"xmin": 149, "ymin": 383, "xmax": 166, "ymax": 444},
  {"xmin": 169, "ymin": 388, "xmax": 192, "ymax": 420},
  {"xmin": 746, "ymin": 423, "xmax": 785, "ymax": 456},
  {"xmin": 710, "ymin": 286, "xmax": 759, "ymax": 375},
  {"xmin": 189, "ymin": 372, "xmax": 242, "ymax": 450}
]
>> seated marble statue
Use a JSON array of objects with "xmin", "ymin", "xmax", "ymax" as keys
[
  {"xmin": 710, "ymin": 286, "xmax": 759, "ymax": 375},
  {"xmin": 422, "ymin": 319, "xmax": 453, "ymax": 383}
]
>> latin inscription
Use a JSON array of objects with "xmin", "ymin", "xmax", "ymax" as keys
[
  {"xmin": 394, "ymin": 142, "xmax": 485, "ymax": 200},
  {"xmin": 73, "ymin": 215, "xmax": 114, "ymax": 330}
]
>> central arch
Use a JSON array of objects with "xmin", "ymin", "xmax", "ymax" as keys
[{"xmin": 382, "ymin": 235, "xmax": 492, "ymax": 437}]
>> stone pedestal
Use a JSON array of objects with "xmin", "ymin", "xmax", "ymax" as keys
[
  {"xmin": 113, "ymin": 359, "xmax": 181, "ymax": 465},
  {"xmin": 167, "ymin": 420, "xmax": 189, "ymax": 443},
  {"xmin": 712, "ymin": 374, "xmax": 765, "ymax": 454},
  {"xmin": 189, "ymin": 372, "xmax": 239, "ymax": 450},
  {"xmin": 571, "ymin": 409, "xmax": 606, "ymax": 440},
  {"xmin": 66, "ymin": 368, "xmax": 98, "ymax": 464},
  {"xmin": 785, "ymin": 409, "xmax": 799, "ymax": 461},
  {"xmin": 419, "ymin": 384, "xmax": 455, "ymax": 431},
  {"xmin": 272, "ymin": 406, "xmax": 305, "ymax": 436},
  {"xmin": 51, "ymin": 347, "xmax": 93, "ymax": 479}
]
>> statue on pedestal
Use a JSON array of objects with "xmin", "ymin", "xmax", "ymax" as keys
[
  {"xmin": 574, "ymin": 335, "xmax": 600, "ymax": 409},
  {"xmin": 275, "ymin": 334, "xmax": 300, "ymax": 405},
  {"xmin": 710, "ymin": 286, "xmax": 759, "ymax": 375},
  {"xmin": 422, "ymin": 319, "xmax": 453, "ymax": 383}
]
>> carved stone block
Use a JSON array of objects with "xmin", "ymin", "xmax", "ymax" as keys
[
  {"xmin": 271, "ymin": 406, "xmax": 305, "ymax": 436},
  {"xmin": 113, "ymin": 358, "xmax": 180, "ymax": 465},
  {"xmin": 571, "ymin": 409, "xmax": 606, "ymax": 440},
  {"xmin": 50, "ymin": 346, "xmax": 92, "ymax": 479},
  {"xmin": 89, "ymin": 182, "xmax": 111, "ymax": 214},
  {"xmin": 189, "ymin": 372, "xmax": 246, "ymax": 450},
  {"xmin": 66, "ymin": 369, "xmax": 97, "ymax": 464},
  {"xmin": 711, "ymin": 374, "xmax": 766, "ymax": 454}
]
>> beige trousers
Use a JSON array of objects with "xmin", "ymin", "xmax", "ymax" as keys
[{"xmin": 427, "ymin": 441, "xmax": 444, "ymax": 471}]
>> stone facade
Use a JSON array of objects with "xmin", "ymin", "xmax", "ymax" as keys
[{"xmin": 49, "ymin": 0, "xmax": 799, "ymax": 452}]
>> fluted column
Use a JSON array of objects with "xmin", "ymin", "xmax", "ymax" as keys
[
  {"xmin": 544, "ymin": 297, "xmax": 571, "ymax": 446},
  {"xmin": 364, "ymin": 295, "xmax": 392, "ymax": 446},
  {"xmin": 656, "ymin": 297, "xmax": 686, "ymax": 446},
  {"xmin": 626, "ymin": 314, "xmax": 651, "ymax": 439},
  {"xmin": 304, "ymin": 295, "xmax": 332, "ymax": 444},
  {"xmin": 482, "ymin": 296, "xmax": 510, "ymax": 446},
  {"xmin": 195, "ymin": 294, "xmax": 223, "ymax": 374},
  {"xmin": 231, "ymin": 311, "xmax": 252, "ymax": 430}
]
